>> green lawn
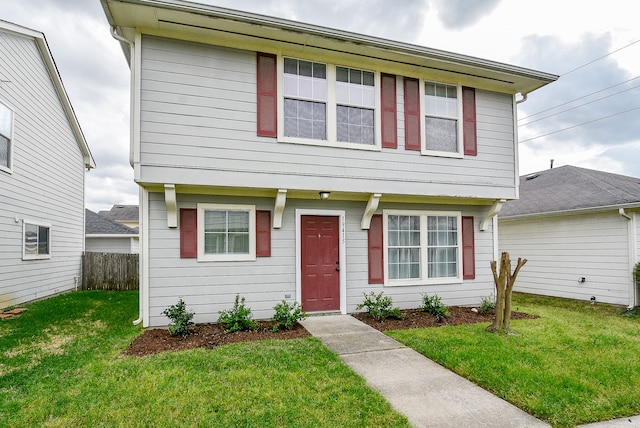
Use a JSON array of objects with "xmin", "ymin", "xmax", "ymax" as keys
[
  {"xmin": 388, "ymin": 293, "xmax": 640, "ymax": 427},
  {"xmin": 0, "ymin": 291, "xmax": 409, "ymax": 427}
]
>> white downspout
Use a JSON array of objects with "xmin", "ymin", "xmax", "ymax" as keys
[
  {"xmin": 111, "ymin": 27, "xmax": 143, "ymax": 325},
  {"xmin": 619, "ymin": 209, "xmax": 637, "ymax": 309}
]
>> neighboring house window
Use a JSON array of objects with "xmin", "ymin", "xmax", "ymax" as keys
[
  {"xmin": 336, "ymin": 66, "xmax": 375, "ymax": 145},
  {"xmin": 0, "ymin": 101, "xmax": 13, "ymax": 172},
  {"xmin": 23, "ymin": 222, "xmax": 51, "ymax": 260},
  {"xmin": 423, "ymin": 81, "xmax": 461, "ymax": 156},
  {"xmin": 384, "ymin": 210, "xmax": 461, "ymax": 285},
  {"xmin": 197, "ymin": 204, "xmax": 256, "ymax": 261},
  {"xmin": 283, "ymin": 58, "xmax": 327, "ymax": 140}
]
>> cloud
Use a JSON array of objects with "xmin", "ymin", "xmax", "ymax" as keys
[
  {"xmin": 518, "ymin": 33, "xmax": 640, "ymax": 175},
  {"xmin": 431, "ymin": 0, "xmax": 501, "ymax": 29}
]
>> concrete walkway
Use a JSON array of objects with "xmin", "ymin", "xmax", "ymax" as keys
[{"xmin": 300, "ymin": 314, "xmax": 549, "ymax": 428}]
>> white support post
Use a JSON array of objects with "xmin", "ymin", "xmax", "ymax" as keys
[
  {"xmin": 361, "ymin": 193, "xmax": 382, "ymax": 229},
  {"xmin": 273, "ymin": 189, "xmax": 287, "ymax": 229},
  {"xmin": 164, "ymin": 184, "xmax": 177, "ymax": 228}
]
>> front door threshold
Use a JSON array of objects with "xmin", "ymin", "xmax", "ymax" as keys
[{"xmin": 306, "ymin": 310, "xmax": 343, "ymax": 317}]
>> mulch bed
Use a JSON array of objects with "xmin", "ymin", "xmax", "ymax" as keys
[{"xmin": 124, "ymin": 307, "xmax": 538, "ymax": 356}]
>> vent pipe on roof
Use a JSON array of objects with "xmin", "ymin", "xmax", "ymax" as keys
[{"xmin": 550, "ymin": 159, "xmax": 554, "ymax": 169}]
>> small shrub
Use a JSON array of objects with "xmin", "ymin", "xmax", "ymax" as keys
[
  {"xmin": 218, "ymin": 294, "xmax": 259, "ymax": 333},
  {"xmin": 634, "ymin": 262, "xmax": 640, "ymax": 286},
  {"xmin": 479, "ymin": 294, "xmax": 496, "ymax": 315},
  {"xmin": 161, "ymin": 298, "xmax": 194, "ymax": 337},
  {"xmin": 421, "ymin": 294, "xmax": 449, "ymax": 321},
  {"xmin": 271, "ymin": 300, "xmax": 307, "ymax": 332},
  {"xmin": 356, "ymin": 291, "xmax": 404, "ymax": 321}
]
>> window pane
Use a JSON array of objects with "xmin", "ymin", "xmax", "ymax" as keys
[
  {"xmin": 205, "ymin": 233, "xmax": 226, "ymax": 254},
  {"xmin": 228, "ymin": 233, "xmax": 249, "ymax": 253},
  {"xmin": 337, "ymin": 105, "xmax": 374, "ymax": 145},
  {"xmin": 336, "ymin": 66, "xmax": 349, "ymax": 82},
  {"xmin": 204, "ymin": 211, "xmax": 226, "ymax": 232},
  {"xmin": 425, "ymin": 117, "xmax": 457, "ymax": 152},
  {"xmin": 313, "ymin": 62, "xmax": 326, "ymax": 79},
  {"xmin": 284, "ymin": 99, "xmax": 326, "ymax": 140},
  {"xmin": 350, "ymin": 68, "xmax": 361, "ymax": 85},
  {"xmin": 0, "ymin": 103, "xmax": 12, "ymax": 138},
  {"xmin": 298, "ymin": 60, "xmax": 312, "ymax": 77},
  {"xmin": 427, "ymin": 215, "xmax": 458, "ymax": 278},
  {"xmin": 24, "ymin": 224, "xmax": 38, "ymax": 255},
  {"xmin": 284, "ymin": 58, "xmax": 297, "ymax": 75},
  {"xmin": 363, "ymin": 71, "xmax": 374, "ymax": 86},
  {"xmin": 228, "ymin": 211, "xmax": 249, "ymax": 232},
  {"xmin": 0, "ymin": 135, "xmax": 8, "ymax": 168},
  {"xmin": 38, "ymin": 226, "xmax": 49, "ymax": 255},
  {"xmin": 388, "ymin": 215, "xmax": 420, "ymax": 280}
]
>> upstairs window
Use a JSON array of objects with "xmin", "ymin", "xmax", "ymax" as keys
[
  {"xmin": 424, "ymin": 81, "xmax": 461, "ymax": 155},
  {"xmin": 0, "ymin": 101, "xmax": 13, "ymax": 172},
  {"xmin": 283, "ymin": 58, "xmax": 327, "ymax": 140},
  {"xmin": 336, "ymin": 67, "xmax": 375, "ymax": 145},
  {"xmin": 23, "ymin": 222, "xmax": 50, "ymax": 260},
  {"xmin": 275, "ymin": 56, "xmax": 381, "ymax": 151}
]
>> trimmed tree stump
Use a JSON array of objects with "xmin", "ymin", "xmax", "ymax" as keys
[{"xmin": 487, "ymin": 252, "xmax": 527, "ymax": 334}]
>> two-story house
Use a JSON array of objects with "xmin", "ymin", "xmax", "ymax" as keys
[
  {"xmin": 0, "ymin": 20, "xmax": 95, "ymax": 310},
  {"xmin": 101, "ymin": 0, "xmax": 557, "ymax": 327}
]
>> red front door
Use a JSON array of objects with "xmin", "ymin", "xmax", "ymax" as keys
[{"xmin": 301, "ymin": 216, "xmax": 340, "ymax": 312}]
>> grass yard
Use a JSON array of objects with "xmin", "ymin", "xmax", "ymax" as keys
[
  {"xmin": 388, "ymin": 293, "xmax": 640, "ymax": 427},
  {"xmin": 0, "ymin": 291, "xmax": 409, "ymax": 427}
]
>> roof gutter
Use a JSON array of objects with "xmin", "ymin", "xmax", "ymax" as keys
[{"xmin": 500, "ymin": 203, "xmax": 640, "ymax": 222}]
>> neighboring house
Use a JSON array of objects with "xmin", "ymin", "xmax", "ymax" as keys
[
  {"xmin": 98, "ymin": 204, "xmax": 140, "ymax": 229},
  {"xmin": 102, "ymin": 0, "xmax": 557, "ymax": 327},
  {"xmin": 85, "ymin": 209, "xmax": 139, "ymax": 254},
  {"xmin": 499, "ymin": 166, "xmax": 640, "ymax": 308},
  {"xmin": 0, "ymin": 21, "xmax": 95, "ymax": 310}
]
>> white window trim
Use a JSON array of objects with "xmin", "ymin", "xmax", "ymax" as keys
[
  {"xmin": 0, "ymin": 99, "xmax": 15, "ymax": 174},
  {"xmin": 277, "ymin": 56, "xmax": 382, "ymax": 152},
  {"xmin": 383, "ymin": 209, "xmax": 462, "ymax": 286},
  {"xmin": 420, "ymin": 82, "xmax": 464, "ymax": 159},
  {"xmin": 22, "ymin": 220, "xmax": 51, "ymax": 260},
  {"xmin": 197, "ymin": 203, "xmax": 256, "ymax": 262}
]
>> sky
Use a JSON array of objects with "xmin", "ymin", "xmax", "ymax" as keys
[{"xmin": 2, "ymin": 0, "xmax": 640, "ymax": 211}]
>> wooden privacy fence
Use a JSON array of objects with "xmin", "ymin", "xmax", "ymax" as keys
[{"xmin": 82, "ymin": 252, "xmax": 139, "ymax": 291}]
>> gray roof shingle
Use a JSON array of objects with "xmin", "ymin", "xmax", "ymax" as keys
[
  {"xmin": 98, "ymin": 204, "xmax": 139, "ymax": 222},
  {"xmin": 500, "ymin": 165, "xmax": 640, "ymax": 218},
  {"xmin": 86, "ymin": 209, "xmax": 138, "ymax": 235}
]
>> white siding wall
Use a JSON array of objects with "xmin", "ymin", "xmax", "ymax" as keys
[
  {"xmin": 147, "ymin": 192, "xmax": 495, "ymax": 326},
  {"xmin": 499, "ymin": 212, "xmax": 631, "ymax": 305},
  {"xmin": 85, "ymin": 237, "xmax": 134, "ymax": 254},
  {"xmin": 0, "ymin": 31, "xmax": 86, "ymax": 309},
  {"xmin": 138, "ymin": 36, "xmax": 516, "ymax": 199}
]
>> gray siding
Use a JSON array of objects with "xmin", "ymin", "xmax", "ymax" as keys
[
  {"xmin": 499, "ymin": 212, "xmax": 631, "ymax": 305},
  {"xmin": 85, "ymin": 237, "xmax": 134, "ymax": 254},
  {"xmin": 147, "ymin": 192, "xmax": 495, "ymax": 327},
  {"xmin": 138, "ymin": 36, "xmax": 516, "ymax": 200},
  {"xmin": 0, "ymin": 31, "xmax": 86, "ymax": 309}
]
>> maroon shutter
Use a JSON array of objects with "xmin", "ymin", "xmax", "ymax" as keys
[
  {"xmin": 257, "ymin": 53, "xmax": 277, "ymax": 137},
  {"xmin": 462, "ymin": 87, "xmax": 477, "ymax": 156},
  {"xmin": 256, "ymin": 210, "xmax": 271, "ymax": 257},
  {"xmin": 368, "ymin": 214, "xmax": 384, "ymax": 284},
  {"xmin": 404, "ymin": 78, "xmax": 421, "ymax": 151},
  {"xmin": 381, "ymin": 73, "xmax": 397, "ymax": 149},
  {"xmin": 180, "ymin": 208, "xmax": 197, "ymax": 259},
  {"xmin": 462, "ymin": 216, "xmax": 475, "ymax": 279}
]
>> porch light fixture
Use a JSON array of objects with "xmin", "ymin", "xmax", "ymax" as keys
[{"xmin": 319, "ymin": 191, "xmax": 330, "ymax": 200}]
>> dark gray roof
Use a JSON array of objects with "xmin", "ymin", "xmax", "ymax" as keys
[
  {"xmin": 86, "ymin": 209, "xmax": 138, "ymax": 235},
  {"xmin": 98, "ymin": 204, "xmax": 139, "ymax": 222},
  {"xmin": 500, "ymin": 165, "xmax": 640, "ymax": 218}
]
